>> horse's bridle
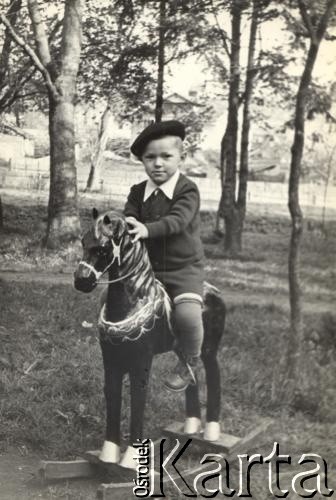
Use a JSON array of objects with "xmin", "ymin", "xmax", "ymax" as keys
[{"xmin": 79, "ymin": 236, "xmax": 135, "ymax": 285}]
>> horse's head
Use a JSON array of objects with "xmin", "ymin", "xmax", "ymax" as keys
[{"xmin": 74, "ymin": 208, "xmax": 129, "ymax": 293}]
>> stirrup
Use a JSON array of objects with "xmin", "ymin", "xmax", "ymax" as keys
[{"xmin": 163, "ymin": 359, "xmax": 197, "ymax": 393}]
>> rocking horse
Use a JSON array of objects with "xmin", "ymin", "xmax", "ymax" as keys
[{"xmin": 73, "ymin": 208, "xmax": 226, "ymax": 477}]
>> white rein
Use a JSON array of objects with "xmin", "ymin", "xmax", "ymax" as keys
[{"xmin": 79, "ymin": 238, "xmax": 134, "ymax": 285}]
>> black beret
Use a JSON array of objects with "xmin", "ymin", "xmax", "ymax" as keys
[{"xmin": 130, "ymin": 120, "xmax": 185, "ymax": 158}]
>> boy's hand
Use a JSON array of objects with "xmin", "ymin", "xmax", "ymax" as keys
[{"xmin": 126, "ymin": 217, "xmax": 149, "ymax": 242}]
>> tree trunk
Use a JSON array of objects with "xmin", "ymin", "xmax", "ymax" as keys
[
  {"xmin": 14, "ymin": 103, "xmax": 21, "ymax": 127},
  {"xmin": 215, "ymin": 129, "xmax": 227, "ymax": 233},
  {"xmin": 237, "ymin": 0, "xmax": 259, "ymax": 231},
  {"xmin": 0, "ymin": 195, "xmax": 3, "ymax": 231},
  {"xmin": 43, "ymin": 0, "xmax": 83, "ymax": 248},
  {"xmin": 3, "ymin": 0, "xmax": 83, "ymax": 247},
  {"xmin": 45, "ymin": 0, "xmax": 82, "ymax": 248},
  {"xmin": 219, "ymin": 2, "xmax": 242, "ymax": 255},
  {"xmin": 155, "ymin": 0, "xmax": 166, "ymax": 123},
  {"xmin": 287, "ymin": 0, "xmax": 336, "ymax": 381},
  {"xmin": 45, "ymin": 96, "xmax": 81, "ymax": 247},
  {"xmin": 86, "ymin": 105, "xmax": 113, "ymax": 192}
]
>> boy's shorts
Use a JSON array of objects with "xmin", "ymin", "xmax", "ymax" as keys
[{"xmin": 155, "ymin": 260, "xmax": 204, "ymax": 302}]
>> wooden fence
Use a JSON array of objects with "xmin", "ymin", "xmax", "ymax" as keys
[{"xmin": 0, "ymin": 158, "xmax": 335, "ymax": 217}]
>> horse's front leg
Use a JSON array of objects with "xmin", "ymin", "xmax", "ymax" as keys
[
  {"xmin": 201, "ymin": 317, "xmax": 223, "ymax": 441},
  {"xmin": 99, "ymin": 340, "xmax": 124, "ymax": 463},
  {"xmin": 184, "ymin": 350, "xmax": 221, "ymax": 439},
  {"xmin": 119, "ymin": 344, "xmax": 153, "ymax": 469}
]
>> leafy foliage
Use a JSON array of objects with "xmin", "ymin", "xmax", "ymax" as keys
[
  {"xmin": 79, "ymin": 0, "xmax": 212, "ymax": 121},
  {"xmin": 177, "ymin": 104, "xmax": 214, "ymax": 154},
  {"xmin": 79, "ymin": 0, "xmax": 157, "ymax": 113}
]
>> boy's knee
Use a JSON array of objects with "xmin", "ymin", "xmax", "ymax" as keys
[
  {"xmin": 173, "ymin": 298, "xmax": 203, "ymax": 329},
  {"xmin": 173, "ymin": 297, "xmax": 204, "ymax": 359}
]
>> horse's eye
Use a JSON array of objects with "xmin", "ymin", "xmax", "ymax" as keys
[{"xmin": 98, "ymin": 247, "xmax": 108, "ymax": 257}]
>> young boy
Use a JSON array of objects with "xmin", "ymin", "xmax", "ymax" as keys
[{"xmin": 124, "ymin": 120, "xmax": 204, "ymax": 392}]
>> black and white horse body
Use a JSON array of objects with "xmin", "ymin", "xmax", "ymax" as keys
[{"xmin": 74, "ymin": 209, "xmax": 226, "ymax": 469}]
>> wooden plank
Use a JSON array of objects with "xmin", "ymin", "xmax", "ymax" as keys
[
  {"xmin": 97, "ymin": 483, "xmax": 133, "ymax": 500},
  {"xmin": 227, "ymin": 418, "xmax": 273, "ymax": 459},
  {"xmin": 162, "ymin": 421, "xmax": 241, "ymax": 454},
  {"xmin": 38, "ymin": 459, "xmax": 97, "ymax": 481},
  {"xmin": 97, "ymin": 461, "xmax": 218, "ymax": 500},
  {"xmin": 37, "ymin": 420, "xmax": 273, "ymax": 498}
]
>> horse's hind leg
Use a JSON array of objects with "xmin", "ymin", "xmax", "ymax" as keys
[
  {"xmin": 184, "ymin": 381, "xmax": 202, "ymax": 434},
  {"xmin": 184, "ymin": 352, "xmax": 221, "ymax": 438},
  {"xmin": 99, "ymin": 340, "xmax": 124, "ymax": 463},
  {"xmin": 184, "ymin": 294, "xmax": 225, "ymax": 438},
  {"xmin": 202, "ymin": 350, "xmax": 221, "ymax": 438},
  {"xmin": 202, "ymin": 293, "xmax": 226, "ymax": 441}
]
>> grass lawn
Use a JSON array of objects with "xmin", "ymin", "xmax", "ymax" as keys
[{"xmin": 0, "ymin": 197, "xmax": 335, "ymax": 498}]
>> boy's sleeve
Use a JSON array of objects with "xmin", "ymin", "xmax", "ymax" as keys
[
  {"xmin": 124, "ymin": 185, "xmax": 141, "ymax": 219},
  {"xmin": 145, "ymin": 184, "xmax": 200, "ymax": 238}
]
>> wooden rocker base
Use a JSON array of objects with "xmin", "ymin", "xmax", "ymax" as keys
[
  {"xmin": 38, "ymin": 457, "xmax": 99, "ymax": 481},
  {"xmin": 37, "ymin": 419, "xmax": 272, "ymax": 499},
  {"xmin": 38, "ymin": 450, "xmax": 116, "ymax": 481},
  {"xmin": 162, "ymin": 421, "xmax": 241, "ymax": 453}
]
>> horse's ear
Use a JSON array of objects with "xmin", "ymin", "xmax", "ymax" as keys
[
  {"xmin": 92, "ymin": 208, "xmax": 99, "ymax": 220},
  {"xmin": 103, "ymin": 214, "xmax": 111, "ymax": 225}
]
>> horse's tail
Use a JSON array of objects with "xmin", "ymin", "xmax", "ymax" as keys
[{"xmin": 156, "ymin": 280, "xmax": 172, "ymax": 331}]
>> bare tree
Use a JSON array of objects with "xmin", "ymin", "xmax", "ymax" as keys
[
  {"xmin": 153, "ymin": 0, "xmax": 210, "ymax": 123},
  {"xmin": 217, "ymin": 0, "xmax": 260, "ymax": 254},
  {"xmin": 155, "ymin": 0, "xmax": 166, "ymax": 122},
  {"xmin": 1, "ymin": 0, "xmax": 83, "ymax": 248},
  {"xmin": 237, "ymin": 0, "xmax": 260, "ymax": 242},
  {"xmin": 287, "ymin": 0, "xmax": 336, "ymax": 381},
  {"xmin": 85, "ymin": 104, "xmax": 113, "ymax": 192},
  {"xmin": 218, "ymin": 0, "xmax": 242, "ymax": 253},
  {"xmin": 0, "ymin": 0, "xmax": 22, "ymax": 232},
  {"xmin": 0, "ymin": 194, "xmax": 3, "ymax": 231}
]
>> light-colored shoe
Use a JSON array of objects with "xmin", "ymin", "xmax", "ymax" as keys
[
  {"xmin": 99, "ymin": 440, "xmax": 120, "ymax": 463},
  {"xmin": 184, "ymin": 417, "xmax": 202, "ymax": 434},
  {"xmin": 119, "ymin": 445, "xmax": 138, "ymax": 470},
  {"xmin": 204, "ymin": 421, "xmax": 221, "ymax": 441}
]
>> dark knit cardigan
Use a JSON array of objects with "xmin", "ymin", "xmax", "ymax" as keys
[{"xmin": 124, "ymin": 173, "xmax": 204, "ymax": 272}]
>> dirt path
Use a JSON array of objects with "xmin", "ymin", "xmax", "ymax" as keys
[
  {"xmin": 0, "ymin": 269, "xmax": 334, "ymax": 314},
  {"xmin": 0, "ymin": 450, "xmax": 49, "ymax": 500},
  {"xmin": 0, "ymin": 450, "xmax": 37, "ymax": 500},
  {"xmin": 0, "ymin": 449, "xmax": 101, "ymax": 500}
]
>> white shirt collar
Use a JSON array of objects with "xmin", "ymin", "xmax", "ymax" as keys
[{"xmin": 143, "ymin": 169, "xmax": 180, "ymax": 201}]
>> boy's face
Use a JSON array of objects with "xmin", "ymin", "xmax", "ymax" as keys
[{"xmin": 141, "ymin": 136, "xmax": 185, "ymax": 185}]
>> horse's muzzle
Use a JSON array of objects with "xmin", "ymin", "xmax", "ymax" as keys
[{"xmin": 73, "ymin": 272, "xmax": 97, "ymax": 293}]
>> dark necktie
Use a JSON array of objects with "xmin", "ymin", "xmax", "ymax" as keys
[
  {"xmin": 148, "ymin": 188, "xmax": 166, "ymax": 204},
  {"xmin": 145, "ymin": 188, "xmax": 167, "ymax": 219}
]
